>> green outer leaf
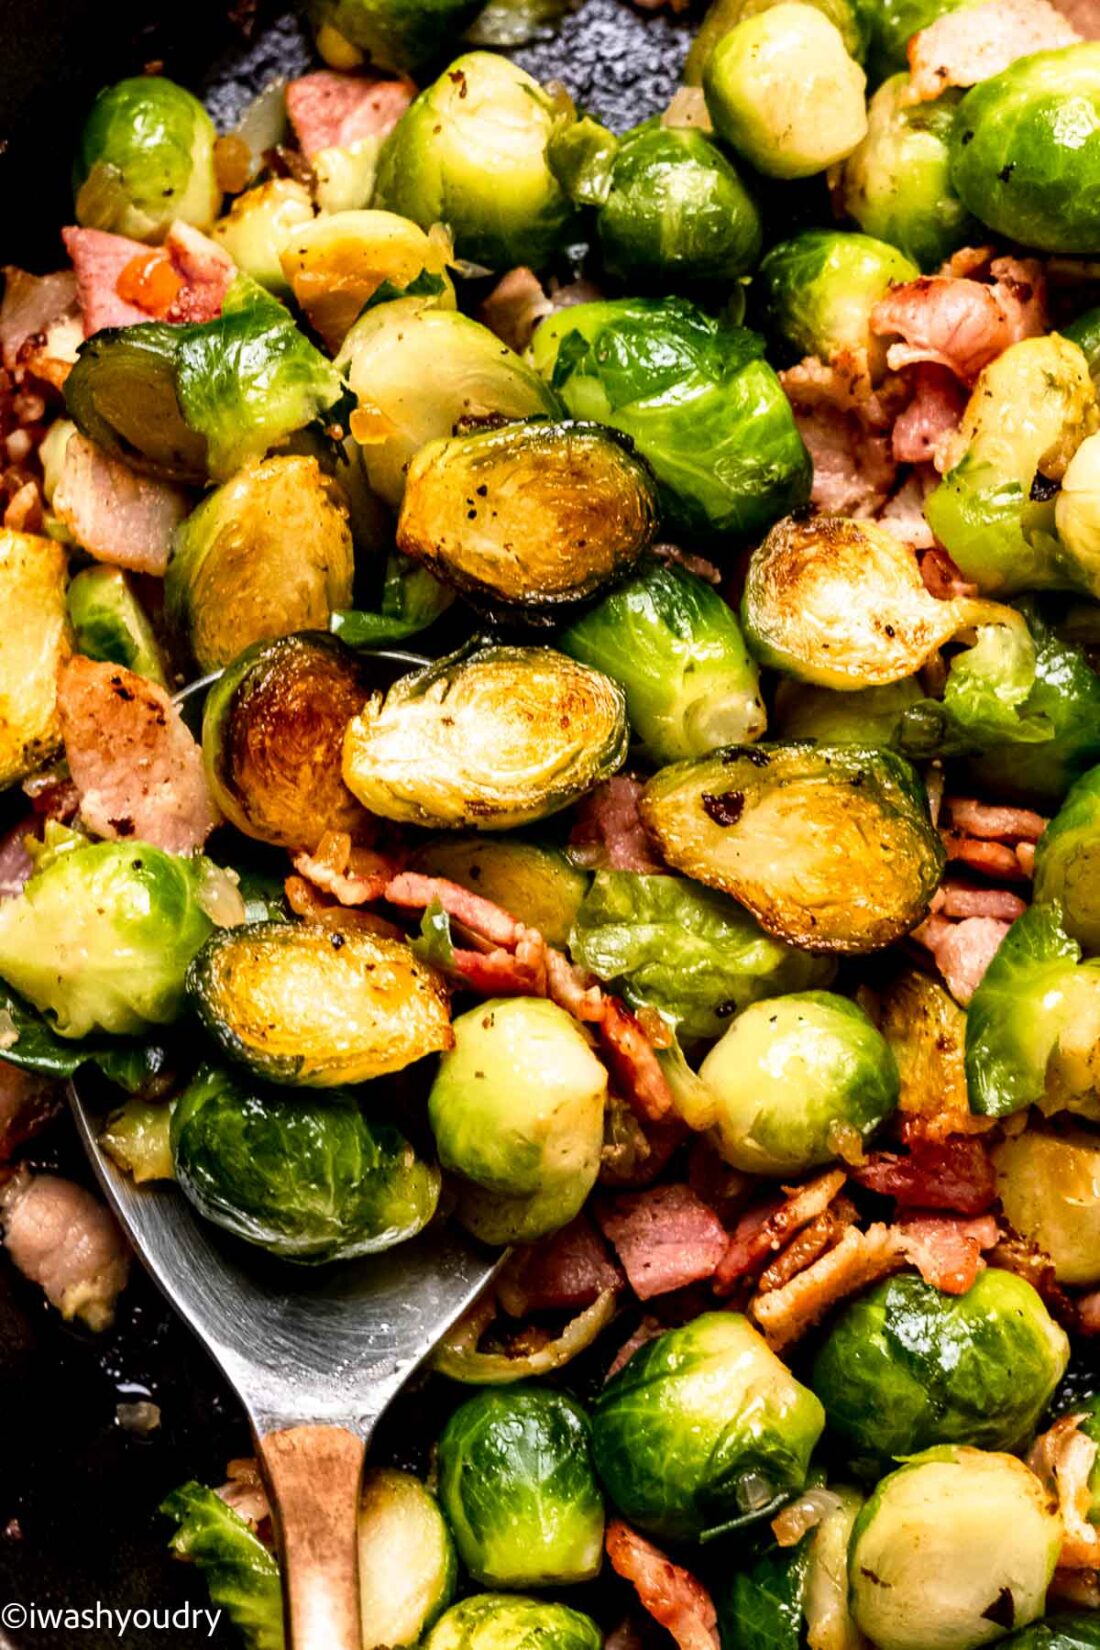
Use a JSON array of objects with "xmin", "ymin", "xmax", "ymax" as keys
[
  {"xmin": 161, "ymin": 1482, "xmax": 284, "ymax": 1650},
  {"xmin": 716, "ymin": 1534, "xmax": 811, "ymax": 1650},
  {"xmin": 998, "ymin": 1617, "xmax": 1100, "ymax": 1650},
  {"xmin": 0, "ymin": 987, "xmax": 167, "ymax": 1093},
  {"xmin": 332, "ymin": 552, "xmax": 454, "ymax": 648},
  {"xmin": 413, "ymin": 900, "xmax": 457, "ymax": 971}
]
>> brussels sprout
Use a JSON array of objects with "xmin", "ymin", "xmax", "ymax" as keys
[
  {"xmin": 773, "ymin": 676, "xmax": 924, "ymax": 747},
  {"xmin": 101, "ymin": 1098, "xmax": 174, "ymax": 1183},
  {"xmin": 842, "ymin": 76, "xmax": 975, "ymax": 271},
  {"xmin": 864, "ymin": 0, "xmax": 968, "ymax": 82},
  {"xmin": 397, "ymin": 421, "xmax": 657, "ymax": 623},
  {"xmin": 685, "ymin": 0, "xmax": 871, "ymax": 82},
  {"xmin": 717, "ymin": 1509, "xmax": 812, "ymax": 1650},
  {"xmin": 166, "ymin": 457, "xmax": 354, "ymax": 672},
  {"xmin": 742, "ymin": 515, "xmax": 963, "ymax": 688},
  {"xmin": 0, "ymin": 530, "xmax": 70, "ymax": 788},
  {"xmin": 560, "ymin": 559, "xmax": 766, "ymax": 764},
  {"xmin": 1056, "ymin": 432, "xmax": 1100, "ymax": 584},
  {"xmin": 849, "ymin": 1447, "xmax": 1062, "ymax": 1650},
  {"xmin": 339, "ymin": 298, "xmax": 558, "ymax": 508},
  {"xmin": 411, "ymin": 839, "xmax": 587, "ymax": 950},
  {"xmin": 925, "ymin": 336, "xmax": 1099, "ymax": 597},
  {"xmin": 530, "ymin": 297, "xmax": 811, "ymax": 544},
  {"xmin": 359, "ymin": 1468, "xmax": 456, "ymax": 1648},
  {"xmin": 1065, "ymin": 307, "xmax": 1100, "ymax": 383},
  {"xmin": 640, "ymin": 743, "xmax": 944, "ymax": 953},
  {"xmin": 64, "ymin": 276, "xmax": 346, "ymax": 484},
  {"xmin": 569, "ymin": 872, "xmax": 831, "ymax": 1042},
  {"xmin": 188, "ymin": 921, "xmax": 452, "ymax": 1087},
  {"xmin": 1033, "ymin": 763, "xmax": 1100, "ymax": 949},
  {"xmin": 0, "ymin": 839, "xmax": 214, "ymax": 1038},
  {"xmin": 343, "ymin": 645, "xmax": 627, "ymax": 831},
  {"xmin": 74, "ymin": 76, "xmax": 220, "ymax": 243},
  {"xmin": 703, "ymin": 4, "xmax": 867, "ymax": 180},
  {"xmin": 700, "ymin": 990, "xmax": 898, "ymax": 1174},
  {"xmin": 279, "ymin": 210, "xmax": 455, "ymax": 352},
  {"xmin": 307, "ymin": 0, "xmax": 486, "ymax": 74},
  {"xmin": 428, "ymin": 997, "xmax": 605, "ymax": 1243},
  {"xmin": 212, "ymin": 179, "xmax": 315, "ymax": 297},
  {"xmin": 437, "ymin": 1387, "xmax": 604, "ymax": 1587},
  {"xmin": 161, "ymin": 1482, "xmax": 283, "ymax": 1650},
  {"xmin": 812, "ymin": 1271, "xmax": 1069, "ymax": 1465},
  {"xmin": 949, "ymin": 46, "xmax": 1100, "ymax": 255},
  {"xmin": 67, "ymin": 565, "xmax": 165, "ymax": 686},
  {"xmin": 313, "ymin": 136, "xmax": 380, "ymax": 215},
  {"xmin": 171, "ymin": 1063, "xmax": 439, "ymax": 1261},
  {"xmin": 202, "ymin": 632, "xmax": 374, "ymax": 850},
  {"xmin": 374, "ymin": 54, "xmax": 574, "ymax": 269},
  {"xmin": 424, "ymin": 1594, "xmax": 602, "ymax": 1650},
  {"xmin": 993, "ymin": 1126, "xmax": 1100, "ymax": 1287},
  {"xmin": 591, "ymin": 1312, "xmax": 825, "ymax": 1542},
  {"xmin": 756, "ymin": 231, "xmax": 918, "ymax": 364},
  {"xmin": 593, "ymin": 120, "xmax": 762, "ymax": 284}
]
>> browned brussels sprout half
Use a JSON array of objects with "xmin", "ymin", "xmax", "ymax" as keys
[
  {"xmin": 397, "ymin": 422, "xmax": 657, "ymax": 623},
  {"xmin": 640, "ymin": 743, "xmax": 944, "ymax": 952},
  {"xmin": 202, "ymin": 632, "xmax": 376, "ymax": 850},
  {"xmin": 187, "ymin": 921, "xmax": 453, "ymax": 1086}
]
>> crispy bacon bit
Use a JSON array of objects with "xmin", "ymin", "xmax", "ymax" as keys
[
  {"xmin": 907, "ymin": 0, "xmax": 1080, "ymax": 101},
  {"xmin": 912, "ymin": 912, "xmax": 1011, "ymax": 1004},
  {"xmin": 757, "ymin": 1198, "xmax": 858, "ymax": 1292},
  {"xmin": 852, "ymin": 1136, "xmax": 997, "ymax": 1213},
  {"xmin": 942, "ymin": 797, "xmax": 1048, "ymax": 841},
  {"xmin": 57, "ymin": 656, "xmax": 220, "ymax": 854},
  {"xmin": 383, "ymin": 871, "xmax": 523, "ymax": 948},
  {"xmin": 750, "ymin": 1224, "xmax": 906, "ymax": 1349},
  {"xmin": 216, "ymin": 1458, "xmax": 273, "ymax": 1538},
  {"xmin": 891, "ymin": 364, "xmax": 966, "ymax": 468},
  {"xmin": 871, "ymin": 262, "xmax": 1046, "ymax": 385},
  {"xmin": 933, "ymin": 879, "xmax": 1027, "ymax": 920},
  {"xmin": 715, "ymin": 1169, "xmax": 847, "ymax": 1291},
  {"xmin": 598, "ymin": 999, "xmax": 674, "ymax": 1123},
  {"xmin": 594, "ymin": 1185, "xmax": 728, "ymax": 1300},
  {"xmin": 569, "ymin": 777, "xmax": 665, "ymax": 872},
  {"xmin": 0, "ymin": 1168, "xmax": 130, "ymax": 1331},
  {"xmin": 479, "ymin": 267, "xmax": 552, "ymax": 354},
  {"xmin": 292, "ymin": 831, "xmax": 394, "ymax": 905},
  {"xmin": 898, "ymin": 1213, "xmax": 1000, "ymax": 1295},
  {"xmin": 162, "ymin": 222, "xmax": 235, "ymax": 323},
  {"xmin": 605, "ymin": 1522, "xmax": 719, "ymax": 1650},
  {"xmin": 285, "ymin": 70, "xmax": 414, "ymax": 159},
  {"xmin": 497, "ymin": 1214, "xmax": 623, "ymax": 1317},
  {"xmin": 0, "ymin": 1064, "xmax": 60, "ymax": 1162},
  {"xmin": 545, "ymin": 947, "xmax": 606, "ymax": 1023},
  {"xmin": 780, "ymin": 355, "xmax": 902, "ymax": 517},
  {"xmin": 52, "ymin": 430, "xmax": 189, "ymax": 576}
]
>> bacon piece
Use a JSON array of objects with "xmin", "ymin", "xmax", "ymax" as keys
[
  {"xmin": 569, "ymin": 776, "xmax": 664, "ymax": 873},
  {"xmin": 935, "ymin": 880, "xmax": 1027, "ymax": 920},
  {"xmin": 63, "ymin": 224, "xmax": 232, "ymax": 337},
  {"xmin": 216, "ymin": 1458, "xmax": 273, "ymax": 1538},
  {"xmin": 605, "ymin": 1522, "xmax": 719, "ymax": 1650},
  {"xmin": 780, "ymin": 354, "xmax": 904, "ymax": 517},
  {"xmin": 383, "ymin": 871, "xmax": 523, "ymax": 948},
  {"xmin": 715, "ymin": 1169, "xmax": 847, "ymax": 1291},
  {"xmin": 898, "ymin": 1213, "xmax": 1000, "ymax": 1295},
  {"xmin": 0, "ymin": 1064, "xmax": 60, "ymax": 1162},
  {"xmin": 1051, "ymin": 0, "xmax": 1100, "ymax": 33},
  {"xmin": 907, "ymin": 0, "xmax": 1080, "ymax": 101},
  {"xmin": 871, "ymin": 265, "xmax": 1046, "ymax": 385},
  {"xmin": 751, "ymin": 1224, "xmax": 907, "ymax": 1349},
  {"xmin": 606, "ymin": 1317, "xmax": 664, "ymax": 1380},
  {"xmin": 912, "ymin": 912, "xmax": 1010, "ymax": 1004},
  {"xmin": 545, "ymin": 948, "xmax": 605, "ymax": 1023},
  {"xmin": 479, "ymin": 267, "xmax": 553, "ymax": 354},
  {"xmin": 292, "ymin": 832, "xmax": 394, "ymax": 906},
  {"xmin": 919, "ymin": 543, "xmax": 979, "ymax": 599},
  {"xmin": 162, "ymin": 222, "xmax": 235, "ymax": 323},
  {"xmin": 0, "ymin": 816, "xmax": 36, "ymax": 899},
  {"xmin": 57, "ymin": 656, "xmax": 219, "ymax": 854},
  {"xmin": 757, "ymin": 1198, "xmax": 858, "ymax": 1292},
  {"xmin": 497, "ymin": 1214, "xmax": 622, "ymax": 1316},
  {"xmin": 0, "ymin": 1168, "xmax": 130, "ymax": 1330},
  {"xmin": 1079, "ymin": 1291, "xmax": 1100, "ymax": 1335},
  {"xmin": 0, "ymin": 268, "xmax": 82, "ymax": 388},
  {"xmin": 891, "ymin": 364, "xmax": 966, "ymax": 468},
  {"xmin": 594, "ymin": 1184, "xmax": 728, "ymax": 1300},
  {"xmin": 878, "ymin": 472, "xmax": 937, "ymax": 551},
  {"xmin": 940, "ymin": 832, "xmax": 1028, "ymax": 880},
  {"xmin": 853, "ymin": 1135, "xmax": 997, "ymax": 1214},
  {"xmin": 63, "ymin": 226, "xmax": 159, "ymax": 333},
  {"xmin": 598, "ymin": 999, "xmax": 674, "ymax": 1123},
  {"xmin": 942, "ymin": 797, "xmax": 1047, "ymax": 841},
  {"xmin": 52, "ymin": 430, "xmax": 189, "ymax": 576},
  {"xmin": 285, "ymin": 70, "xmax": 413, "ymax": 159}
]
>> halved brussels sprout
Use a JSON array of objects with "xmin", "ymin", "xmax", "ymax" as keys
[
  {"xmin": 0, "ymin": 530, "xmax": 71, "ymax": 787},
  {"xmin": 437, "ymin": 1387, "xmax": 604, "ymax": 1587},
  {"xmin": 212, "ymin": 178, "xmax": 315, "ymax": 297},
  {"xmin": 343, "ymin": 645, "xmax": 628, "ymax": 830},
  {"xmin": 101, "ymin": 1097, "xmax": 174, "ymax": 1183},
  {"xmin": 410, "ymin": 839, "xmax": 588, "ymax": 951},
  {"xmin": 74, "ymin": 76, "xmax": 220, "ymax": 242},
  {"xmin": 187, "ymin": 920, "xmax": 452, "ymax": 1086},
  {"xmin": 428, "ymin": 997, "xmax": 606, "ymax": 1244},
  {"xmin": 359, "ymin": 1468, "xmax": 457, "ymax": 1649},
  {"xmin": 171, "ymin": 1063, "xmax": 440, "ymax": 1261},
  {"xmin": 561, "ymin": 558, "xmax": 766, "ymax": 764},
  {"xmin": 307, "ymin": 0, "xmax": 486, "ymax": 73},
  {"xmin": 1033, "ymin": 763, "xmax": 1100, "ymax": 949},
  {"xmin": 773, "ymin": 676, "xmax": 924, "ymax": 747},
  {"xmin": 66, "ymin": 565, "xmax": 166, "ymax": 687},
  {"xmin": 640, "ymin": 743, "xmax": 944, "ymax": 953},
  {"xmin": 700, "ymin": 990, "xmax": 899, "ymax": 1174},
  {"xmin": 812, "ymin": 1271, "xmax": 1069, "ymax": 1464},
  {"xmin": 202, "ymin": 632, "xmax": 374, "ymax": 850},
  {"xmin": 994, "ymin": 1126, "xmax": 1100, "ymax": 1287},
  {"xmin": 685, "ymin": 0, "xmax": 871, "ymax": 82},
  {"xmin": 397, "ymin": 421, "xmax": 656, "ymax": 623},
  {"xmin": 166, "ymin": 456, "xmax": 354, "ymax": 672},
  {"xmin": 849, "ymin": 1448, "xmax": 1062, "ymax": 1650},
  {"xmin": 424, "ymin": 1594, "xmax": 602, "ymax": 1650},
  {"xmin": 338, "ymin": 299, "xmax": 559, "ymax": 508},
  {"xmin": 279, "ymin": 210, "xmax": 455, "ymax": 353},
  {"xmin": 742, "ymin": 515, "xmax": 964, "ymax": 688},
  {"xmin": 591, "ymin": 1312, "xmax": 825, "ymax": 1542},
  {"xmin": 375, "ymin": 54, "xmax": 575, "ymax": 269},
  {"xmin": 756, "ymin": 231, "xmax": 918, "ymax": 364},
  {"xmin": 949, "ymin": 46, "xmax": 1100, "ymax": 254}
]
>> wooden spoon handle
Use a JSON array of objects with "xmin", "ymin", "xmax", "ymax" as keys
[{"xmin": 259, "ymin": 1424, "xmax": 365, "ymax": 1650}]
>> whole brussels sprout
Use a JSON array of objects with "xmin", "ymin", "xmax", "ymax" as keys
[
  {"xmin": 427, "ymin": 997, "xmax": 605, "ymax": 1243},
  {"xmin": 1033, "ymin": 762, "xmax": 1100, "ymax": 949},
  {"xmin": 171, "ymin": 1063, "xmax": 440, "ymax": 1262},
  {"xmin": 756, "ymin": 231, "xmax": 918, "ymax": 364},
  {"xmin": 591, "ymin": 1312, "xmax": 825, "ymax": 1541},
  {"xmin": 437, "ymin": 1388, "xmax": 604, "ymax": 1587},
  {"xmin": 531, "ymin": 297, "xmax": 811, "ymax": 545},
  {"xmin": 993, "ymin": 1126, "xmax": 1100, "ymax": 1287},
  {"xmin": 424, "ymin": 1594, "xmax": 602, "ymax": 1650},
  {"xmin": 359, "ymin": 1468, "xmax": 456, "ymax": 1648},
  {"xmin": 74, "ymin": 76, "xmax": 220, "ymax": 242},
  {"xmin": 212, "ymin": 179, "xmax": 315, "ymax": 298},
  {"xmin": 949, "ymin": 45, "xmax": 1100, "ymax": 254},
  {"xmin": 307, "ymin": 0, "xmax": 486, "ymax": 74},
  {"xmin": 841, "ymin": 76, "xmax": 975, "ymax": 270},
  {"xmin": 0, "ymin": 837, "xmax": 214, "ymax": 1037},
  {"xmin": 849, "ymin": 1447, "xmax": 1062, "ymax": 1650},
  {"xmin": 703, "ymin": 3, "xmax": 867, "ymax": 180},
  {"xmin": 700, "ymin": 990, "xmax": 899, "ymax": 1174},
  {"xmin": 812, "ymin": 1270, "xmax": 1069, "ymax": 1464},
  {"xmin": 685, "ymin": 0, "xmax": 871, "ymax": 82},
  {"xmin": 375, "ymin": 54, "xmax": 574, "ymax": 268},
  {"xmin": 773, "ymin": 676, "xmax": 924, "ymax": 747}
]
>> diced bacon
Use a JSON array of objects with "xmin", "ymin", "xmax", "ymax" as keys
[
  {"xmin": 446, "ymin": 943, "xmax": 545, "ymax": 997},
  {"xmin": 911, "ymin": 912, "xmax": 1010, "ymax": 1004},
  {"xmin": 163, "ymin": 222, "xmax": 235, "ymax": 323},
  {"xmin": 943, "ymin": 797, "xmax": 1048, "ymax": 841},
  {"xmin": 292, "ymin": 832, "xmax": 393, "ymax": 906},
  {"xmin": 63, "ymin": 224, "xmax": 232, "ymax": 338},
  {"xmin": 715, "ymin": 1170, "xmax": 847, "ymax": 1291},
  {"xmin": 479, "ymin": 267, "xmax": 553, "ymax": 354},
  {"xmin": 1051, "ymin": 0, "xmax": 1100, "ymax": 34},
  {"xmin": 871, "ymin": 265, "xmax": 1046, "ymax": 385},
  {"xmin": 0, "ymin": 816, "xmax": 36, "ymax": 899},
  {"xmin": 383, "ymin": 871, "xmax": 523, "ymax": 948},
  {"xmin": 934, "ymin": 879, "xmax": 1027, "ymax": 920},
  {"xmin": 216, "ymin": 1459, "xmax": 273, "ymax": 1537},
  {"xmin": 898, "ymin": 1213, "xmax": 1000, "ymax": 1295},
  {"xmin": 545, "ymin": 947, "xmax": 606, "ymax": 1023},
  {"xmin": 57, "ymin": 656, "xmax": 219, "ymax": 854},
  {"xmin": 878, "ymin": 473, "xmax": 937, "ymax": 551},
  {"xmin": 569, "ymin": 777, "xmax": 665, "ymax": 873},
  {"xmin": 1079, "ymin": 1291, "xmax": 1100, "ymax": 1335},
  {"xmin": 52, "ymin": 430, "xmax": 189, "ymax": 576},
  {"xmin": 891, "ymin": 364, "xmax": 966, "ymax": 468},
  {"xmin": 750, "ymin": 1223, "xmax": 906, "ymax": 1349},
  {"xmin": 598, "ymin": 998, "xmax": 674, "ymax": 1123},
  {"xmin": 0, "ymin": 1168, "xmax": 130, "ymax": 1331},
  {"xmin": 796, "ymin": 403, "xmax": 896, "ymax": 516},
  {"xmin": 285, "ymin": 70, "xmax": 413, "ymax": 160},
  {"xmin": 0, "ymin": 1064, "xmax": 60, "ymax": 1162},
  {"xmin": 605, "ymin": 1522, "xmax": 720, "ymax": 1650},
  {"xmin": 0, "ymin": 268, "xmax": 81, "ymax": 388},
  {"xmin": 63, "ymin": 226, "xmax": 159, "ymax": 334},
  {"xmin": 907, "ymin": 0, "xmax": 1080, "ymax": 101},
  {"xmin": 594, "ymin": 1184, "xmax": 728, "ymax": 1300},
  {"xmin": 757, "ymin": 1198, "xmax": 858, "ymax": 1292},
  {"xmin": 940, "ymin": 832, "xmax": 1028, "ymax": 880},
  {"xmin": 606, "ymin": 1317, "xmax": 663, "ymax": 1380},
  {"xmin": 919, "ymin": 543, "xmax": 979, "ymax": 599},
  {"xmin": 497, "ymin": 1214, "xmax": 623, "ymax": 1316}
]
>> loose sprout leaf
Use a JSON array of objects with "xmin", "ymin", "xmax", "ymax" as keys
[
  {"xmin": 0, "ymin": 987, "xmax": 168, "ymax": 1094},
  {"xmin": 414, "ymin": 899, "xmax": 457, "ymax": 972},
  {"xmin": 999, "ymin": 1617, "xmax": 1100, "ymax": 1650},
  {"xmin": 717, "ymin": 1534, "xmax": 811, "ymax": 1650},
  {"xmin": 900, "ymin": 604, "xmax": 1055, "ymax": 757},
  {"xmin": 161, "ymin": 1482, "xmax": 284, "ymax": 1650}
]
